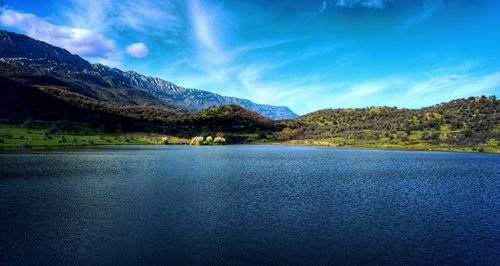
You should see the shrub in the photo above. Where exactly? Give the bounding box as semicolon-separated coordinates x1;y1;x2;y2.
214;137;226;145
161;137;169;144
190;136;204;145
205;136;214;145
277;128;294;141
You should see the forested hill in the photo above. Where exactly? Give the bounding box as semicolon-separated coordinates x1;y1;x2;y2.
278;96;499;151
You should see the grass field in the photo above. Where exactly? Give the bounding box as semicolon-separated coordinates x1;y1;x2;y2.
0;122;190;150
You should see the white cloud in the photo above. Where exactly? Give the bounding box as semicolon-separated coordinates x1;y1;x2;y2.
0;8;116;59
126;42;149;58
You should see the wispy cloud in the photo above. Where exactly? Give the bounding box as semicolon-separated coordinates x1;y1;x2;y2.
401;0;442;30
188;0;228;65
0;8;116;59
409;74;464;95
320;0;389;12
66;0;182;35
233;38;299;54
346;78;403;98
271;68;499;114
409;72;500;99
321;69;500;111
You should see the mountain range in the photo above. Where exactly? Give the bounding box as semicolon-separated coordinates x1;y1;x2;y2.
0;30;297;120
0;29;498;152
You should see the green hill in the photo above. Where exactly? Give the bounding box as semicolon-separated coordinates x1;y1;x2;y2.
277;96;499;152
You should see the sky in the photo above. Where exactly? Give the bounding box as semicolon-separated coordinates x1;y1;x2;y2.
0;0;499;114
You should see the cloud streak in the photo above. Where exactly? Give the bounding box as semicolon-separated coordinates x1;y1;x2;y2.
401;0;442;30
409;72;500;99
188;0;228;66
320;0;388;11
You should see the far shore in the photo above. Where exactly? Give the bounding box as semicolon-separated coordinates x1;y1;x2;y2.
1;141;498;154
1;122;497;153
268;141;499;154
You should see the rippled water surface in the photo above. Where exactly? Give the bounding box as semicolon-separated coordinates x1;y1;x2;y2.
0;145;499;265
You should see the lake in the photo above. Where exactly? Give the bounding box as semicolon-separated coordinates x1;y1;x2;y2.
0;145;498;265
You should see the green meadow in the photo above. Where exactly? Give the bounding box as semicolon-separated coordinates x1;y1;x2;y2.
0;122;190;150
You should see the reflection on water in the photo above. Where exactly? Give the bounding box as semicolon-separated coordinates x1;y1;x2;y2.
0;145;498;265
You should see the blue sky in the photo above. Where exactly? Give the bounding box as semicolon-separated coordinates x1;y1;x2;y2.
1;0;499;114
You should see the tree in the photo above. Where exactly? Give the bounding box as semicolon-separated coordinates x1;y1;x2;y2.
190;136;204;146
214;137;226;145
277;128;294;141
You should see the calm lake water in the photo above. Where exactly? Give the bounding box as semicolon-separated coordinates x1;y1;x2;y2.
0;145;498;265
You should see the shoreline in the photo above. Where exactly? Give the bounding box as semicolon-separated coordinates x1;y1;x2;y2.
271;140;499;154
1;141;498;154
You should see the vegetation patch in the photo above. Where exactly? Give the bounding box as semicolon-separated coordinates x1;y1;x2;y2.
190;135;227;146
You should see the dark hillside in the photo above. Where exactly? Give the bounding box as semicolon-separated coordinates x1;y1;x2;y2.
0;75;277;137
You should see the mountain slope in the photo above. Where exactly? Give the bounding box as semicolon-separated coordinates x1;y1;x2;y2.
281;96;499;148
0;73;277;136
0;30;90;69
0;30;297;119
